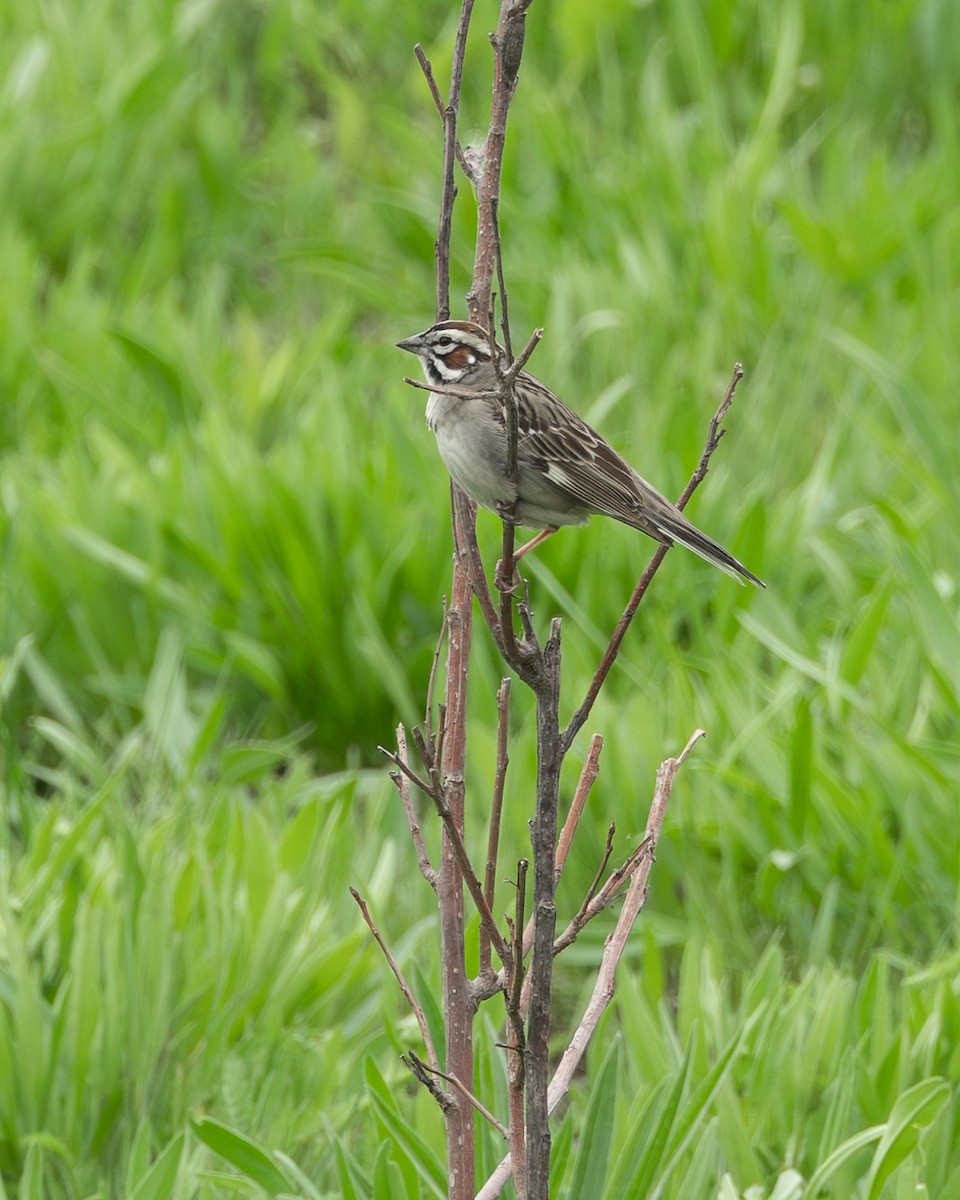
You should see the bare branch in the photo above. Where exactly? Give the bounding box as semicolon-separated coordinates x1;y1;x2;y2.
503;733;604;979
679;364;744;501
497;523;525;664
475;729;704;1200
434;703;448;794
490;327;544;670
413;45;475;183
503;326;543;383
505;858;528;1198
552;832;654;957
379;745;438;802
434;0;476;320
582;823;617;915
403;375;502;401
468;0;534;323
523;615;562;1191
404;1052;453;1111
561;365;746;752
589;833;654;910
414;43;446;115
388;725;436;887
481;678;512;973
351;888;440;1070
438;551;477;1200
424;598;447;735
491;199;512;360
423;764;513;972
554;733;603;886
453;485;502;638
410;1053;509;1137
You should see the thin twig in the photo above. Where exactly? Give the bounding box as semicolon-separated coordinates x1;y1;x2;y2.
554;734;603;886
434;703;448;795
411;723;437;783
582;824;616;915
679;364;743;500
507;733;604;974
380;745;438;802
414;45;475;182
467;0;535;323
561;365;746;752
424;598;447;735
430;0;476;321
481;201;525;667
410;1053;509;1137
389;725;436;887
506;857;528;1199
434;802;512;970
453;486;502;637
492;323;545;671
436;552;477;1200
481;678;512;973
552;832;654;957
351;888;440;1070
503;327;543;382
492;199;513;361
590;834;654;910
497;523;523;662
403;375;503;401
509;858;528;1018
404;1052;453;1111
400;740;512;972
523;614;562;1193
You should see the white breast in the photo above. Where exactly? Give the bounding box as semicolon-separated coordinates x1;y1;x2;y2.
425;393;516;512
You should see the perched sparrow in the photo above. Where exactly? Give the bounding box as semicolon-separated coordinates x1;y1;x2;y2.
398;320;764;587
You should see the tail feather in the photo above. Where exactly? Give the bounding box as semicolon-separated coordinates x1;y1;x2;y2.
655;510;765;588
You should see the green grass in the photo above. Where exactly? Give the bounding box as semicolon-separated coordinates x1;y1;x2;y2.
2;0;959;1195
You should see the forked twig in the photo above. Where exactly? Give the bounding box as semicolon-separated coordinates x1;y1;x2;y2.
410;1053;509;1137
552;832;654;957
414;45;475;183
404;1052;453;1111
475;728;705;1200
380;744;437;802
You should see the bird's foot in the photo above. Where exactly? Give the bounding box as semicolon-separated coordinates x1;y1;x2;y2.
494;559;523;595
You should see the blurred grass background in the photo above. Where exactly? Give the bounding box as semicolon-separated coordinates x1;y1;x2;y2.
1;0;959;1195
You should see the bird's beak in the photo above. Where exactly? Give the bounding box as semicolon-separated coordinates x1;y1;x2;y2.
396;334;424;354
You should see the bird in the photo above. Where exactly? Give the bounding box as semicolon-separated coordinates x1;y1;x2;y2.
397;320;764;587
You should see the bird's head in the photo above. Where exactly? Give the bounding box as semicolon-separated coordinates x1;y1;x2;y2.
397;320;496;386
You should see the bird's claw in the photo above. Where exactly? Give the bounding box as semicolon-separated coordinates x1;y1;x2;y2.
495;560;522;595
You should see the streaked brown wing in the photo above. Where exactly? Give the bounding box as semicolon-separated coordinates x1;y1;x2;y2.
513;372;662;531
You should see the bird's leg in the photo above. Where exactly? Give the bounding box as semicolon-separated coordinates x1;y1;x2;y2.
514;528;557;561
495;527;556;592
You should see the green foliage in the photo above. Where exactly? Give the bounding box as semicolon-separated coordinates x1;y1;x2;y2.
2;0;959;1195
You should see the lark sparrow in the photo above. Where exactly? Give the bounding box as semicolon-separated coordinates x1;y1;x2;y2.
398;320;764;587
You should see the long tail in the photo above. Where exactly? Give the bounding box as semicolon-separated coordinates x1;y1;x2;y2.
654;509;765;588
